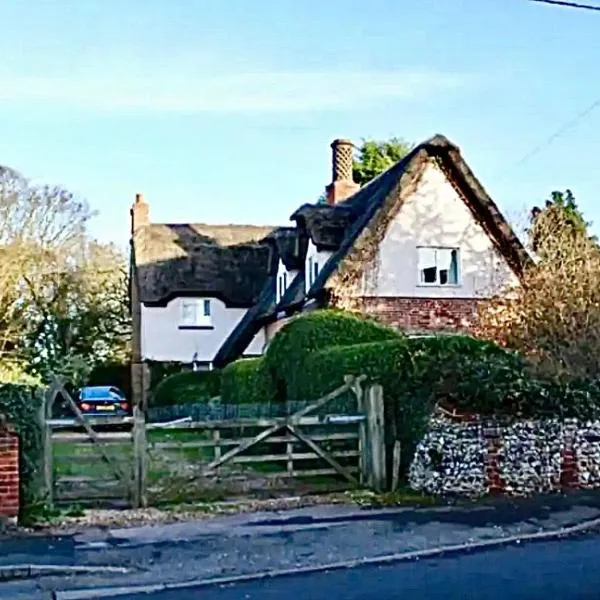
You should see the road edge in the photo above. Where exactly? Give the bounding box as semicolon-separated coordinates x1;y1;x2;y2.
0;564;130;582
52;514;600;599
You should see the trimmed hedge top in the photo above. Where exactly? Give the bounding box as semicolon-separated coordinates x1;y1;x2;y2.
220;357;277;405
151;369;222;407
264;309;400;400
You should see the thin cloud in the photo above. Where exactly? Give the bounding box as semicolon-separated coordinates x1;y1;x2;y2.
0;70;470;113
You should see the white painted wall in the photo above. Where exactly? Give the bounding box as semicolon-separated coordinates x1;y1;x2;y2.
276;260;299;304
141;297;265;363
363;160;520;298
305;239;333;293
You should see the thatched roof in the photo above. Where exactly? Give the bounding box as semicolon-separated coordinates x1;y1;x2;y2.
263;227;304;270
133;223;275;306
291;203;354;250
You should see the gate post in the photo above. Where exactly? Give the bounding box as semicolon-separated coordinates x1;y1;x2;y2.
132;406;147;508
363;384;386;492
40;386;57;506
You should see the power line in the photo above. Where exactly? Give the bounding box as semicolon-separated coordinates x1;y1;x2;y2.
530;0;600;11
501;96;600;176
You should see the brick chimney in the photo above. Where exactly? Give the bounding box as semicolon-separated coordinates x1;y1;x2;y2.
325;138;360;205
130;192;149;235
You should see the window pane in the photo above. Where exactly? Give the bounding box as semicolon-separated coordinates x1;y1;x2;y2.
308;257;313;286
203;299;211;316
181;301;197;324
313;261;319;281
437;249;459;285
418;248;437;284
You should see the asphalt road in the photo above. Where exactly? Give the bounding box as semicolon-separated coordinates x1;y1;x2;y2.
121;533;600;600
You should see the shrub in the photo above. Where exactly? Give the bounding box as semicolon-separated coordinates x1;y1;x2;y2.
151;369;222;407
264;309;400;400
0;384;44;506
147;361;187;391
221;358;277;405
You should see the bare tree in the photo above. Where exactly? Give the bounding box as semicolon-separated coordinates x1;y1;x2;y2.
476;196;600;379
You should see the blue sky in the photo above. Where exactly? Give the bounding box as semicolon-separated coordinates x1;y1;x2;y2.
1;0;600;248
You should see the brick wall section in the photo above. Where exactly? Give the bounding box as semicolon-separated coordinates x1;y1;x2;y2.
483;427;507;495
361;296;479;333
560;429;579;490
0;430;19;518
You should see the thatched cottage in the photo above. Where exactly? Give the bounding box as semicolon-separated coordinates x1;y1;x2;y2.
129;134;529;397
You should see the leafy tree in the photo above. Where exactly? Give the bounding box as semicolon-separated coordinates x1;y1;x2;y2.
529;189;596;257
352;137;414;186
0;167;93;364
20;240;130;385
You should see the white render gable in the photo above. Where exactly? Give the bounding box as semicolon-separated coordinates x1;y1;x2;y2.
141;296;265;363
363;160;520;299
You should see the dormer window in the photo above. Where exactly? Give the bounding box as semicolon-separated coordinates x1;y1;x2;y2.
180;298;212;329
277;271;288;303
307;256;320;288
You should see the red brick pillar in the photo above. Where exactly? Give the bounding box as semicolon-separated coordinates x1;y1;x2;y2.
483;425;506;495
0;428;19;519
560;426;579;490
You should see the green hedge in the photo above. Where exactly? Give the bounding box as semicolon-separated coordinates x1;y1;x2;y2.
0;384;44;506
221;357;277;405
297;334;600;478
151;369;222;407
265;309;400;400
147;361;187;391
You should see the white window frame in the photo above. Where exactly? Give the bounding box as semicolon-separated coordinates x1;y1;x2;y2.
417;246;461;287
277;271;288;303
180;298;212;328
307;256;320;288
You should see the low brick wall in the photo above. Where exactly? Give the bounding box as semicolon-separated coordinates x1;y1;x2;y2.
0;428;19;518
409;413;600;497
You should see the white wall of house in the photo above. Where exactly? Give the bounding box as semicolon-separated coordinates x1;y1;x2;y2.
276;260;299;304
305;239;333;294
362;160;520;298
141;296;265;363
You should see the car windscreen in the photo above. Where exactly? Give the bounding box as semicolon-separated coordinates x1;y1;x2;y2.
80;388;113;401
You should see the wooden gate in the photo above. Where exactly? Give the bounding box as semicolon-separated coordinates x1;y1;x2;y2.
141;375;387;506
203;375;367;483
41;374;387;508
42;378;137;507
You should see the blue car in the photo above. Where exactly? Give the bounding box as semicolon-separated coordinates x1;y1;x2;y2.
77;386;130;416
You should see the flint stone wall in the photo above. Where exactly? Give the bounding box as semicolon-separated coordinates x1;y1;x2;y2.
409;414;600;497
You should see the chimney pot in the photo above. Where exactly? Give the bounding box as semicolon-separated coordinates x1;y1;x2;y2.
326;138;360;205
331;138;354;183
